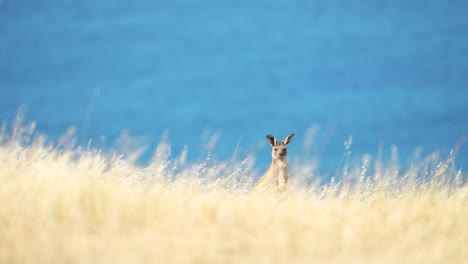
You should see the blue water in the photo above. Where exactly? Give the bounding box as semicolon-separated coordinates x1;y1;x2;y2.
1;0;468;172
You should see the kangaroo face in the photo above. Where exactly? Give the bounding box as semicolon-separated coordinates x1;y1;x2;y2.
266;134;295;160
272;142;288;159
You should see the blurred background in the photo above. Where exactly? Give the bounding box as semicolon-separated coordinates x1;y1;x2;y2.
1;0;467;172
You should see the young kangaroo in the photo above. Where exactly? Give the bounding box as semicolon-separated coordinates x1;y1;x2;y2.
254;134;295;192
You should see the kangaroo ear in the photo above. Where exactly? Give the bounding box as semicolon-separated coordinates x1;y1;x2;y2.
282;133;295;145
266;135;276;147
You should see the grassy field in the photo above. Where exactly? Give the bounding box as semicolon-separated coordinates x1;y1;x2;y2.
0;122;467;264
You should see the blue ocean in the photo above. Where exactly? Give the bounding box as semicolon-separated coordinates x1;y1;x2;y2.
1;0;468;173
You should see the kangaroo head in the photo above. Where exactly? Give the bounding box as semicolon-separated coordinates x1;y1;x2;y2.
266;134;295;160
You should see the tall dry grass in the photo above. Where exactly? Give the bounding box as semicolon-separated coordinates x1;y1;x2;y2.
0;118;467;264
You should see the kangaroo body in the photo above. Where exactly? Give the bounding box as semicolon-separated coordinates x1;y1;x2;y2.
255;157;290;192
254;134;294;192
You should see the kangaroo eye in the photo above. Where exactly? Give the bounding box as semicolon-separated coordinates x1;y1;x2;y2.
274;148;278;151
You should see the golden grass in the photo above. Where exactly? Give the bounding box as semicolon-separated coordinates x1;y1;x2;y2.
0;125;467;263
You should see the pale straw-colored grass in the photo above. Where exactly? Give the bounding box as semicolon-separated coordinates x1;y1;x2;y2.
0;119;467;264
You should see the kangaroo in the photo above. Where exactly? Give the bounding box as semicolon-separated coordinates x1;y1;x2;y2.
254;134;295;192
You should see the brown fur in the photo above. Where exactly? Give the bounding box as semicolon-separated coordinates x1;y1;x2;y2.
254;134;294;192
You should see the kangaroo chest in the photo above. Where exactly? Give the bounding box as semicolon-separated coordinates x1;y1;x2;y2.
273;160;288;182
